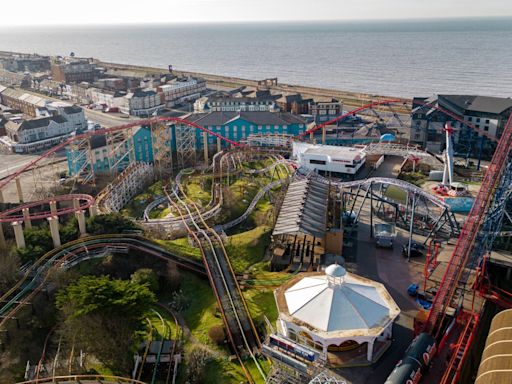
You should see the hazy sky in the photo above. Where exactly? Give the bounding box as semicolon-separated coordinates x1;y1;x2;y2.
2;0;512;26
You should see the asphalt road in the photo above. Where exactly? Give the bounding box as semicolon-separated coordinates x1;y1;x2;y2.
10;87;141;128
335;198;427;383
83;108;140;128
0;153;59;178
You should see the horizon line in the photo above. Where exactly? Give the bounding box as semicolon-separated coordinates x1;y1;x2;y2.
0;15;511;28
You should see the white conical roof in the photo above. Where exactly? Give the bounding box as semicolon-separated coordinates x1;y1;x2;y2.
284;268;394;333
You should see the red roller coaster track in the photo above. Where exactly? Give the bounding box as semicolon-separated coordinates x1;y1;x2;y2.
424;114;512;338
0;101;493;193
0;194;95;223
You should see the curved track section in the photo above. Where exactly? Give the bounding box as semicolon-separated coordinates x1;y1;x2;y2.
16;375;146;384
0;117;244;193
303;170;450;209
220;178;288;231
0;235;206;330
0;99;494;195
0;194;95;223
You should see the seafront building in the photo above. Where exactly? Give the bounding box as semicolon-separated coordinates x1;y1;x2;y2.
51;58;96;83
194;95;278;113
309;99;343;123
119;88;163;117
157;77;206;107
183;111;307;147
411;94;512;157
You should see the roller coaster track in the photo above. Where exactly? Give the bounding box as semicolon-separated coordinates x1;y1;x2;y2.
164;185;265;382
0;235;206;330
163;188;257;383
16;375;146;384
0;97;492;195
144;152;289;225
425;115;512;339
0;194;95;223
220;178;288;231
305;171;450;209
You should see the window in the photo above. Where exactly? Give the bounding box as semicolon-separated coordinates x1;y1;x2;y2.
476;118;480;123
467;117;472;122
486;119;490;124
484;126;489;131
309;159;326;165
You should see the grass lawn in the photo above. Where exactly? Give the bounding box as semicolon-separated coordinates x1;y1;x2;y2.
225;226;271;273
179;272;224;345
243;288;278;326
155;238;202;261
146;306;179;342
121;181;165;219
184;176;213;207
384;185;407;204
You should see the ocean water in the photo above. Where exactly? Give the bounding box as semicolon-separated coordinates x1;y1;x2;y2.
0;18;511;98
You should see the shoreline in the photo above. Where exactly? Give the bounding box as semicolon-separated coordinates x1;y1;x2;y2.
97;60;412;112
0;49;411;113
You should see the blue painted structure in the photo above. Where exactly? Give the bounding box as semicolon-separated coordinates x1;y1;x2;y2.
66;112;307;176
67;126;154;176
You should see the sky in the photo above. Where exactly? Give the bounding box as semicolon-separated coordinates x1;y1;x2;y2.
1;0;512;26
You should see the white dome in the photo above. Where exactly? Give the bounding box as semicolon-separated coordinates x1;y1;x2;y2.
283;272;400;333
325;264;346;278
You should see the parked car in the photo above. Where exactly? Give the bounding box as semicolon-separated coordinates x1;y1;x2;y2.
402;241;426;258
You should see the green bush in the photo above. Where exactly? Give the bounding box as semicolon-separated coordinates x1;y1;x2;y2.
86;213;139;235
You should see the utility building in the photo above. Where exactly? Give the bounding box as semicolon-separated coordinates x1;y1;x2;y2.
293;142;366;177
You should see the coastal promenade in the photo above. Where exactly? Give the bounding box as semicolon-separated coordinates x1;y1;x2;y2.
97;60;411;112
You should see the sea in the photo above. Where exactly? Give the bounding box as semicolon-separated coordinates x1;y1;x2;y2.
0;17;511;98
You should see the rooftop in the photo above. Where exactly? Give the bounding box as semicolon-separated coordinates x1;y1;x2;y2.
273;177;329;237
276;267;400;336
185;111;306;126
439;94;512;115
5;115;68;131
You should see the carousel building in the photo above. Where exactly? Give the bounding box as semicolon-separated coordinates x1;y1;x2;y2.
274;264;400;367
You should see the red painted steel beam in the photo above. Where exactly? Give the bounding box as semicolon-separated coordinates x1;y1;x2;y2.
296;98;403;138
0;194;95;223
0;117;243;191
424;114;512;337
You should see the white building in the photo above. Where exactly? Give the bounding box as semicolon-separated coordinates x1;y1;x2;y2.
274;265;400;366
4;115;72;153
195;96;278;113
293;142;366;175
120;88;163;117
158;77;206;107
88;87;125;108
2;104;86;153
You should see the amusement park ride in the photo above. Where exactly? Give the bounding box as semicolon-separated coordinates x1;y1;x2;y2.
1;96;512;384
432;123;470;198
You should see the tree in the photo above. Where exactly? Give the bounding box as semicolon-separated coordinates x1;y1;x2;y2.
208;325;225;345
165;261;181;291
0;250;20;292
60;217;79;244
16;225;53;263
130;268;159;292
86;213;139;235
186;345;212;383
56;276;156;372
